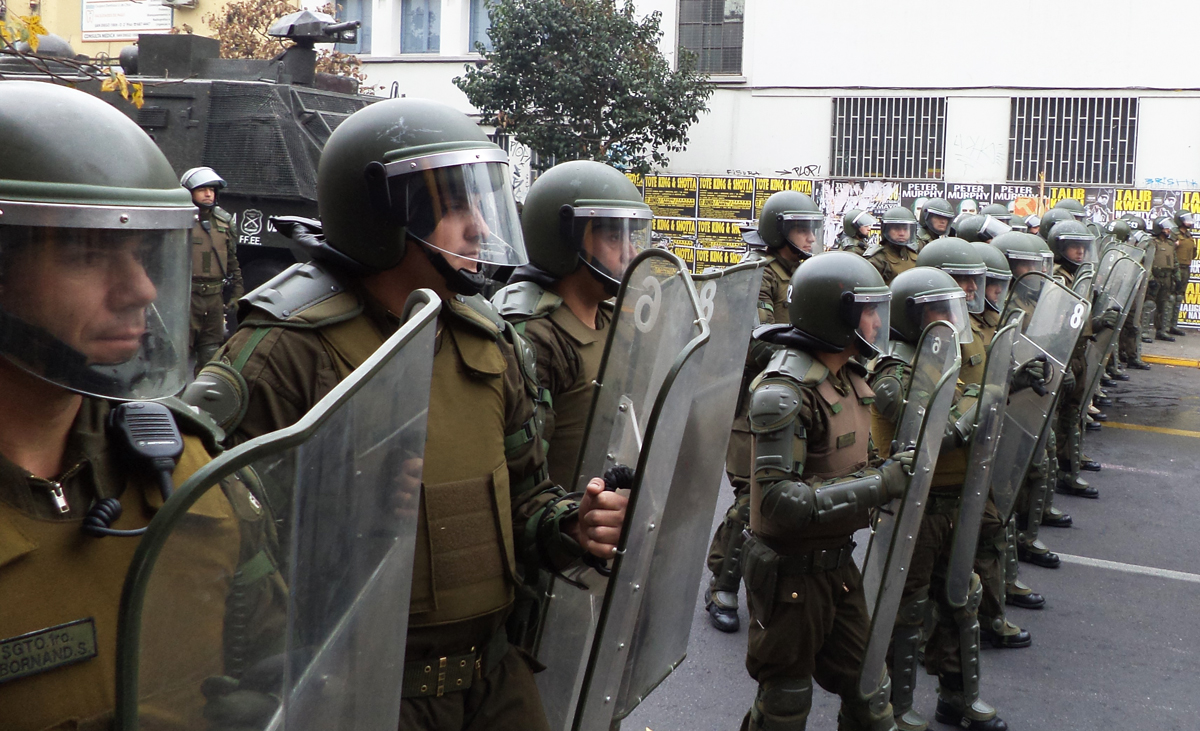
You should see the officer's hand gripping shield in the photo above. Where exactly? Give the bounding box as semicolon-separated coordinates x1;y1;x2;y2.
115;291;441;731
1080;254;1144;421
944;311;1022;609
989;274;1089;518
858;321;961;702
533;249;710;731
600;258;767;727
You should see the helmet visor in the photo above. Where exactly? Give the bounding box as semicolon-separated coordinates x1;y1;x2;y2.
910;290;973;344
925;211;953;235
984;273;1012;313
850;290;891;357
883;220;919;248
1057;233;1096;266
1178;212;1195;229
0;225;191;400
977;215;1012;242
780;212;824;256
570;206;653;285
850;210;878;232
390;152;527;275
941;265;987;314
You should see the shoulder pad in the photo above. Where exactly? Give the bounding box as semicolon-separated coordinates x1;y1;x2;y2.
160;395;227;453
763;347;829;387
241;262;358;328
492;281;563;322
863;243;883;258
212;206;234;225
749;380;803;434
446;293;504;339
179;361;249;436
741;250;774;266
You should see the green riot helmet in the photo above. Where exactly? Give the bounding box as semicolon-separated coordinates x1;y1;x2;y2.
1009;214;1029;233
0;82;196;400
1122;215;1147;234
1037;208;1074;242
316;98;526;294
519;160;651;295
1174;210;1194;231
1106;219;1132;242
951;214;1011;243
972;241;1012;312
881;205;920;252
843;208;878;239
922;197;955;237
1054;197;1087;221
1025;213;1041;234
1047;219;1097;272
916;236;988;314
888;266;973;345
180;166;226;209
1153;215;1179;237
980;203;1012;223
786;251;891;357
747;190;824;258
992;232;1052;300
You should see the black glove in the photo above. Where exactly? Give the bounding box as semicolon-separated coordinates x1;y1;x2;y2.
1011;355;1049;396
878;450;915;499
202;654;286;731
1092;307;1122;331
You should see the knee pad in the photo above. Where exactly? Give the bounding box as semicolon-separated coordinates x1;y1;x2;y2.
751;677;813;731
840;674;894;731
895;587;929;627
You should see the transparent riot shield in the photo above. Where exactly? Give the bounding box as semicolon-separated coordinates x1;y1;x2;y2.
115;291;440;731
858;321;961;701
1072;262;1095;301
604;258;767;725
944;312;1021;608
989;275;1089;518
1079;255;1144;419
534;249;708;731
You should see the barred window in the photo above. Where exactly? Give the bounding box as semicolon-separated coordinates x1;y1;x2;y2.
678;0;744;75
401;0;440;54
830;97;947;179
469;0;493;53
1008;97;1138;185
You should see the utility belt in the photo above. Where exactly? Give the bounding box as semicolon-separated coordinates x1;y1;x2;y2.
1152;267;1175;278
773;539;857;575
192;279;226;296
742;531;856;626
400;626;509;699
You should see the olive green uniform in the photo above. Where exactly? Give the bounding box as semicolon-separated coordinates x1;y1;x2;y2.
0;398;282;731
865;244;918;285
1151;233;1178;336
707;253;798;593
208;270;582;730
741;351;894;731
836;232;869;256
916;225;937;250
190;206;244;372
871;327;990;724
1173;229;1195;331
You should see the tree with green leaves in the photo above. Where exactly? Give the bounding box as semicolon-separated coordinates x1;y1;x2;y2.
455;0;712;174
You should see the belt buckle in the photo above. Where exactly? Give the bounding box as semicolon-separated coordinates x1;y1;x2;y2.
436;656;447;697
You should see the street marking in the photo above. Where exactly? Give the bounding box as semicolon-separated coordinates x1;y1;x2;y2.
1058;553;1200;584
1099;463;1174;478
1143;355;1200;368
1105;421;1200;439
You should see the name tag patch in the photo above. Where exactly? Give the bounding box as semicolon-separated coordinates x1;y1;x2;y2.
836;432;857;449
0;618;97;684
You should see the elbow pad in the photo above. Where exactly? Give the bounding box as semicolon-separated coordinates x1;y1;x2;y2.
759;480;815;528
810;473;889;524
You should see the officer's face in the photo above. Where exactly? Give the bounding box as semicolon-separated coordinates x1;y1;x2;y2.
885;224;911;244
191;187;216;207
929;215;950;234
986;280;1005;305
922;302;953;328
785;223;816;253
953;274;978;298
1064;242;1087;263
583;219;638;277
857;224;872;237
2;229;158;364
428;194;490;271
1011;261;1036;278
858;304;881;343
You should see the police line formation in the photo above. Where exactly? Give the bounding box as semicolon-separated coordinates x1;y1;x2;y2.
0;82;1186;731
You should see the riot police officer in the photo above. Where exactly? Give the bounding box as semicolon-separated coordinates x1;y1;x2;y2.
1150;216;1179;341
979;203;1012;225
867;206;921;284
739;252;906;731
838;208;877;255
185;98;626;730
1170;210;1195;336
181;166;243;372
918;197;955;249
705;190;824;632
0;81;276;729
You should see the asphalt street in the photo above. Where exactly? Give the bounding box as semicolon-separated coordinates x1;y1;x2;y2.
622;336;1200;731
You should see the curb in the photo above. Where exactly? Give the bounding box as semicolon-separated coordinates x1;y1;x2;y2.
1143;355;1200;368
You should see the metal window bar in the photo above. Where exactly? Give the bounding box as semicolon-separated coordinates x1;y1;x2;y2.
830;97;946;179
1008;96;1137;185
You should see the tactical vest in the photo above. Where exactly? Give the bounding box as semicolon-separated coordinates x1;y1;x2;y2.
191;209;233;283
1153;235;1176;271
1175;231;1196;267
972;310;1000;348
234;269;529;628
928;323;987;489
867;244;918;285
0;430;251;731
750;351;876;549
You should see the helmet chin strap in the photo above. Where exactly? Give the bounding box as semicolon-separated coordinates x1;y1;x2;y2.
414;236;491;296
786;241;813;260
580;255;621;298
